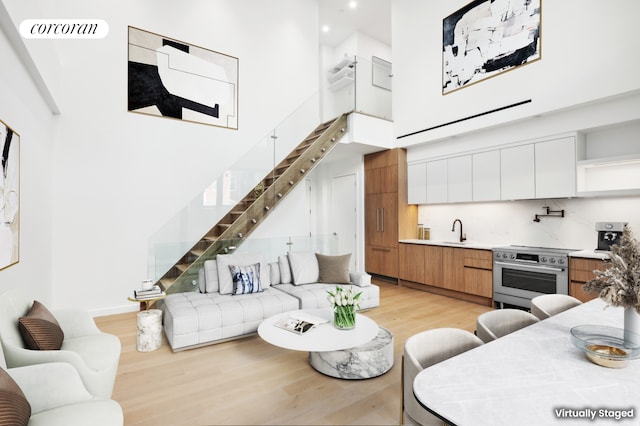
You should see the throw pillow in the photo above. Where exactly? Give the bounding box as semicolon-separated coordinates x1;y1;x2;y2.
229;263;263;295
0;368;31;426
269;262;281;285
316;253;352;284
216;253;270;294
287;251;320;285
18;301;64;351
278;255;292;284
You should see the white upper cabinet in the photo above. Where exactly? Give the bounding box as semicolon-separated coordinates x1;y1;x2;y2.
447;155;472;202
472;150;501;201
426;159;448;203
407;162;427;204
535;136;576;198
500;144;535;200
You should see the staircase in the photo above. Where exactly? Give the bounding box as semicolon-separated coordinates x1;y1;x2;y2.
157;113;349;294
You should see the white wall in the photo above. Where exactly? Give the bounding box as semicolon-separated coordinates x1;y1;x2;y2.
1;0;320;314
392;0;640;145
0;8;55;304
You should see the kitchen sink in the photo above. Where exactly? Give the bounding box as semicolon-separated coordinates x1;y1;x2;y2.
440;241;467;245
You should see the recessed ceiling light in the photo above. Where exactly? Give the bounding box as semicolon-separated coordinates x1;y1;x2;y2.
322;25;330;33
349;1;357;9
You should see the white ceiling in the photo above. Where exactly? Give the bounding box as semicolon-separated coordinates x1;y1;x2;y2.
318;0;391;47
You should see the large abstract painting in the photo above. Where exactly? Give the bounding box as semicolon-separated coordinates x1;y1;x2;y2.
128;26;239;129
0;119;19;271
442;0;541;94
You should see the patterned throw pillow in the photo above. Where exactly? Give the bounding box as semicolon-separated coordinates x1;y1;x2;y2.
0;368;31;425
18;301;65;350
229;263;263;295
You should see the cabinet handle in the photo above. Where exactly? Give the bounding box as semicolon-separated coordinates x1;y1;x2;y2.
372;247;391;252
376;208;380;231
381;208;384;232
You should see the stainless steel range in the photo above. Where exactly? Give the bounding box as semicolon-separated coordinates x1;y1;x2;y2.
493;245;576;309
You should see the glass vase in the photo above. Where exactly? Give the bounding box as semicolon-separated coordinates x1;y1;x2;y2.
333;305;356;330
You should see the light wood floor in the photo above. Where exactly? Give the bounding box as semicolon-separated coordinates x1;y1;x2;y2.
95;282;492;426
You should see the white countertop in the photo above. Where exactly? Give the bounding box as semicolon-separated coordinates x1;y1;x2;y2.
399;239;612;259
413;299;638;426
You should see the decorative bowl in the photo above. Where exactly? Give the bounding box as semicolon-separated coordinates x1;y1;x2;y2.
570;325;640;368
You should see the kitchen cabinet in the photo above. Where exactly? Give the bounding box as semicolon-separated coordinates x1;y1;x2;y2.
447;155;472;202
500;144;535;200
472;150;501;201
535;136;576;198
462;249;493;298
365;149;417;279
569;257;606;303
398;243;491;305
407;162;427;204
426;159;447;204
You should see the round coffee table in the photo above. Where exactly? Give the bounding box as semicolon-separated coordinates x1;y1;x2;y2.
258;308;393;379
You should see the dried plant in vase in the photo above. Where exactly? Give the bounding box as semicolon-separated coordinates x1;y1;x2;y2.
584;225;640;341
584;225;640;313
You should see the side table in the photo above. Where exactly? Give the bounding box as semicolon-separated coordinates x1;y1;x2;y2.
136;309;163;352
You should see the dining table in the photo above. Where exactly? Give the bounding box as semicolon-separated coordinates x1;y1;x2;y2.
413;298;639;425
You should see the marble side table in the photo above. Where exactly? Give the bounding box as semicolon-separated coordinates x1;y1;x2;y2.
309;326;394;379
137;308;163;352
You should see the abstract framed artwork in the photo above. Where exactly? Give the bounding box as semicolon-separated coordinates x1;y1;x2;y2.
0;119;19;271
442;0;541;95
128;26;239;129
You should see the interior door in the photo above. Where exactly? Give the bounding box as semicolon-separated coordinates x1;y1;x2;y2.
332;174;357;270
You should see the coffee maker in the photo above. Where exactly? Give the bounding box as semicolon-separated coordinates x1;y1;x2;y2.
595;222;627;251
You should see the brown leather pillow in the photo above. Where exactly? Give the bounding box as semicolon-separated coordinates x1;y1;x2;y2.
18;301;64;350
316;253;352;284
0;368;31;425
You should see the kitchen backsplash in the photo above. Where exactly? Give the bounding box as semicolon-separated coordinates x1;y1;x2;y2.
417;196;640;251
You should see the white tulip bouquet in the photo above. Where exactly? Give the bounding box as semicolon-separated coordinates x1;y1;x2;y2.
327;286;362;329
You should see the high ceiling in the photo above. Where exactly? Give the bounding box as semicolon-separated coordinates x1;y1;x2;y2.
318;0;391;47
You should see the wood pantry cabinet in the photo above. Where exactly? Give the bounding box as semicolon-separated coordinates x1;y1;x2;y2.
569;257;607;303
398;243;492;306
365;149;417;280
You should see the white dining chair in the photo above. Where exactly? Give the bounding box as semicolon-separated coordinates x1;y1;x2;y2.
402;328;483;425
530;294;582;320
475;309;540;343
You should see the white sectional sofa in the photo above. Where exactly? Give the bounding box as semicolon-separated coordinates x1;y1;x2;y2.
161;252;380;351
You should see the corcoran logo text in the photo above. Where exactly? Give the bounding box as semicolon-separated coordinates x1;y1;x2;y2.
19;19;109;39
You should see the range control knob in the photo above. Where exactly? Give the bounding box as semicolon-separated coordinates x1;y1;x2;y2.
549;258;557;264
558;258;565;265
510;254;516;259
540;257;548;263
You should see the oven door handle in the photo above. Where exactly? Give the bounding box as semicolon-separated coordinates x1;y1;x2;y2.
494;261;566;273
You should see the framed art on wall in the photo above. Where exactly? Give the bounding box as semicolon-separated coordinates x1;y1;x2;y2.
442;0;541;95
128;26;239;129
0;119;19;270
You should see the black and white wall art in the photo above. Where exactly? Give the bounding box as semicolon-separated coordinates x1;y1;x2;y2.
442;0;541;95
0;119;19;271
128;26;239;129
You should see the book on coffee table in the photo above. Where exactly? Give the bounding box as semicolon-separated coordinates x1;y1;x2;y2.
274;312;329;335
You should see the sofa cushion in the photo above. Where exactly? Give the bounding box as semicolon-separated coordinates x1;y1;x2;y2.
201;259;219;293
229;263;263;295
269;262;281;285
316;253;351;284
0;367;31;426
278;255;292;284
18;301;64;351
217;253;270;294
288;252;319;285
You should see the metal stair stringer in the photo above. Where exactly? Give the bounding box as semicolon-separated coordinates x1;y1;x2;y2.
159;113;349;294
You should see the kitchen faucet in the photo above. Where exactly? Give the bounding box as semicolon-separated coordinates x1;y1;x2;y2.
451;219;466;243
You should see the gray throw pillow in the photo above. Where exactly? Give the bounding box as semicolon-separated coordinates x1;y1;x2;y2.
316;253;351;284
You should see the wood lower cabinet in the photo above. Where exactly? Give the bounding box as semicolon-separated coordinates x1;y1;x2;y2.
569;257;607;302
399;243;491;306
365;149;417;279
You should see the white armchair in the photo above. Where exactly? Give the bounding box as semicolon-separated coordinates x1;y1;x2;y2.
0;289;121;398
1;340;123;426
